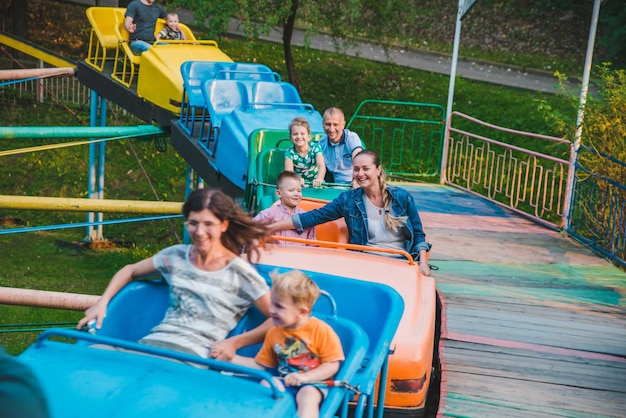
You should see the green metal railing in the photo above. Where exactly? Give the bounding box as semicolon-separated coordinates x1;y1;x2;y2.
347;100;445;181
569;145;626;268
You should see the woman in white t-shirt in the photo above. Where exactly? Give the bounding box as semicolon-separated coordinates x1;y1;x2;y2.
77;189;271;360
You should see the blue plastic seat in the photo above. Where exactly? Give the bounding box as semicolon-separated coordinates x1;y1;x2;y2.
332;285;403;418
251;81;302;108
200;79;250;149
93;279;169;341
226;304;267;358
316;312;369;418
179;61;224;136
214;62;281;82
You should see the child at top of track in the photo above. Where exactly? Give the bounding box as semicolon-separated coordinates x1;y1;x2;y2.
155;12;188;41
229;270;344;418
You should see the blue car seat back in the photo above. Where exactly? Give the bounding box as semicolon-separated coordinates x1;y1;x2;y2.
95;279;169;342
203;79;250;128
251;81;302;106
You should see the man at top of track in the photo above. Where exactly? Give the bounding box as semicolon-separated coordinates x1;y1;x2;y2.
124;0;167;55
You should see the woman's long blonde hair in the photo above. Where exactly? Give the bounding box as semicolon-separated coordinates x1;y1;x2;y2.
356;149;408;232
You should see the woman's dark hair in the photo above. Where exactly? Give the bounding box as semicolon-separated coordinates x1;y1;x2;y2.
182;188;269;261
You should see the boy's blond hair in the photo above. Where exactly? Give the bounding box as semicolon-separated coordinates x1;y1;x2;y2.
270;270;320;311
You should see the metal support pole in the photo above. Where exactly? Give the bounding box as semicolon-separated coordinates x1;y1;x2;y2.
440;0;465;184
96;95;107;240
37;59;44;103
564;0;601;231
575;0;601;149
86;93;110;241
86;91;98;240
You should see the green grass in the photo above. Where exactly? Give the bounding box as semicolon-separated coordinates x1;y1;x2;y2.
0;35;576;354
0;230;150;353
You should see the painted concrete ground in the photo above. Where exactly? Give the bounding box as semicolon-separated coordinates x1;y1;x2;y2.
403;183;626;418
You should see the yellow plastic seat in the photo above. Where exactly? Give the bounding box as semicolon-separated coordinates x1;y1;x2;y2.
111;21;141;88
86;7;126;72
111;17;197;88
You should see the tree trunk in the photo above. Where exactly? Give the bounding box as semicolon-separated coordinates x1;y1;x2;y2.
283;0;300;91
11;0;28;39
516;0;530;11
8;0;28;68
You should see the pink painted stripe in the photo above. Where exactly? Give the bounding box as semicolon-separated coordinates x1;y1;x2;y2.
447;331;626;363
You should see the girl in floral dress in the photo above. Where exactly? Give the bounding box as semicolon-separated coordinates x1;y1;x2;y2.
284;117;326;187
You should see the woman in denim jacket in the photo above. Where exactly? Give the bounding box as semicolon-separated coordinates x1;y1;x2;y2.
269;150;432;276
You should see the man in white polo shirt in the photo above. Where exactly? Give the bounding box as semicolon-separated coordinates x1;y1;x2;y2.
319;107;364;187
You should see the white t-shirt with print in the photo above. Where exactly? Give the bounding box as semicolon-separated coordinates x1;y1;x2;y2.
140;244;269;357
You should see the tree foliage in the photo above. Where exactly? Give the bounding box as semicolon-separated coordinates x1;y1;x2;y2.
576;65;626;185
541;64;626;265
170;0;421;90
599;0;626;69
540;64;626;184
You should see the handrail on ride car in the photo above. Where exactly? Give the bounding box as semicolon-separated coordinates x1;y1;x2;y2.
34;328;286;399
151;39;219;47
269;236;415;265
248;102;315;111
